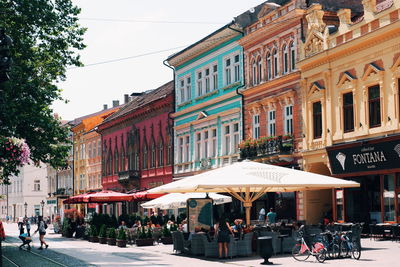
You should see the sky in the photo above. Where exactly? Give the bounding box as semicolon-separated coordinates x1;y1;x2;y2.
52;0;265;120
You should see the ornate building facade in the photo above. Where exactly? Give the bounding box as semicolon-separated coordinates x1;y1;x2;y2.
299;0;400;223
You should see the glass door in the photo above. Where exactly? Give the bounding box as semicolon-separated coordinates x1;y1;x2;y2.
383;174;396;222
336;189;344;222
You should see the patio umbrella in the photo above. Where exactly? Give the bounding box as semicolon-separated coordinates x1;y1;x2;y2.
86;190;131;203
140;192;232;209
128;191;165;202
63;192;94;204
148;160;360;225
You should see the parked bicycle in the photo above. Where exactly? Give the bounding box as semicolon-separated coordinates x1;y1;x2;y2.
339;231;361;260
292;226;327;263
320;231;340;259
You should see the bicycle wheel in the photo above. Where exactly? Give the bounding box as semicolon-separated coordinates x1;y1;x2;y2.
316;249;327;263
292;243;310;261
351;242;361;260
340;242;349;258
329;244;340;259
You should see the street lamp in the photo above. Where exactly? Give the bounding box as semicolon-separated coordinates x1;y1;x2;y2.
24;202;27;217
40;200;45;216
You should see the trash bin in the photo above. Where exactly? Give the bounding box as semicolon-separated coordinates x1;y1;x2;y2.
258;236;274;265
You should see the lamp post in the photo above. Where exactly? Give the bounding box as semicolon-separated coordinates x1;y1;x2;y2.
24;202;27;217
40;200;45;217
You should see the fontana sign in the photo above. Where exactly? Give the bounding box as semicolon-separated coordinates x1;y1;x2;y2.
327;135;400;175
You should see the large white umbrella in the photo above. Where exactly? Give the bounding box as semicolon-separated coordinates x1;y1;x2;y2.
148;161;360;225
140;193;232;209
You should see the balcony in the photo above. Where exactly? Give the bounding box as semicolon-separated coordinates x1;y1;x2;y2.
239;135;294;163
118;170;140;186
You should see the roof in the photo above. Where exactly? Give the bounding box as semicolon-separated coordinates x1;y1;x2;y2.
102;80;174;124
68;105;120;127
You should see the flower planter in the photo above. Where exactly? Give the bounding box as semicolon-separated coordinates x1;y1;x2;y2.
116;239;127;248
160;236;173;244
136;238;154;246
98;237;107;244
107;237;116;246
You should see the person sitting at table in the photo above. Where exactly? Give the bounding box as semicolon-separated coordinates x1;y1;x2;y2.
180;219;188;233
232;219;244;239
118;220;127;230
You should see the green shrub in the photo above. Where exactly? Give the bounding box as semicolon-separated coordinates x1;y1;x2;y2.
98;224;107;238
90;225;98;237
162;225;171;237
146;228;153;239
107;228;116;239
138;227;147;239
170;223;178;232
62;218;72;236
117;228;127;240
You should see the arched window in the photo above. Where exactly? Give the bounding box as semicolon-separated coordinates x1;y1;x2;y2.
283;44;288;74
150;140;156;168
257;57;262;83
273;48;279;77
142;142;148;169
290;41;296;71
158;139;164;167
252;60;257;85
266;52;272;80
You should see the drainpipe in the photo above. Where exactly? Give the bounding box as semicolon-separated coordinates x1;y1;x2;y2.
228;22;246;140
163;59;175;179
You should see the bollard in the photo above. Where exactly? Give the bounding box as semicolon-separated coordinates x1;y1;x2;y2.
258;236;274;265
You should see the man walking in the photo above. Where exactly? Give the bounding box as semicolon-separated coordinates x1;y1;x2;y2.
267;208;277;225
259;207;266;221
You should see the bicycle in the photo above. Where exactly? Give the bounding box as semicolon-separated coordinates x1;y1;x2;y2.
292;226;327;263
320;231;340;259
339;231;361;260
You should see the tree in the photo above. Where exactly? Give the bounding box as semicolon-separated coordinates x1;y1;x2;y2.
0;0;86;183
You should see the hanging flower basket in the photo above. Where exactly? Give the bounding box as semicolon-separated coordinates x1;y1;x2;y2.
0;137;30;181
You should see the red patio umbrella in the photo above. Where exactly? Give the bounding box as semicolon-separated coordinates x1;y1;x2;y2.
63;192;94;204
87;190;131;203
129;191;164;202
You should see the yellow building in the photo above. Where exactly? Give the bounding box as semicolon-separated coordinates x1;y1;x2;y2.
298;0;400;224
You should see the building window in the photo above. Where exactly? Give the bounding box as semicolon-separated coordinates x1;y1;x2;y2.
212;65;218;90
273;48;279;77
258;57;262;83
150;141;156;168
253;115;260;139
197;72;203;96
114;148;119;174
283;44;288;74
92;142;96;158
205;68;210;93
313;101;322;139
98;140;101;156
290;41;296;71
186;77;191;101
266;52;272;80
233;123;239;153
252;61;257;85
185;136;190;162
158;140;164;167
180;79;185;103
143;143;148;169
284;105;293;134
268;110;276;136
343;92;354;132
196;133;201;161
225;58;232;85
234;55;240;82
368;85;381;128
178;137;183;163
224;125;231;155
34;180;40;191
88;143;92;158
211;129;217;157
204;131;209;158
166;137;172;165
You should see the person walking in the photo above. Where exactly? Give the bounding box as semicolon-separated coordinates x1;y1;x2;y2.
17;217;24;235
34;216;48;250
259;207;266;221
215;217;234;259
25;217;31;236
266;208;277;225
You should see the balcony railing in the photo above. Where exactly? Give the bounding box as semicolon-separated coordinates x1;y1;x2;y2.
239;135;294;160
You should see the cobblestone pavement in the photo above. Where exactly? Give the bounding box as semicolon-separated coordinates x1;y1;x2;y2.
2;223;400;267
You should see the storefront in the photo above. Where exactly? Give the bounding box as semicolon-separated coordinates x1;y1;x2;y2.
327;134;400;224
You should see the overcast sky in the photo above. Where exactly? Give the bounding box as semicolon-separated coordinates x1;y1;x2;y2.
52;0;265;120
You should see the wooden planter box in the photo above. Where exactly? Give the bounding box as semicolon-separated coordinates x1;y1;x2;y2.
160;236;173;244
98;237;107;244
107;237;116;246
116;239;127;248
136;238;154;246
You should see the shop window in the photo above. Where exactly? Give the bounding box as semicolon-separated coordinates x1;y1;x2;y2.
313;102;322;139
383;174;395;222
343;92;354;132
368;85;381;128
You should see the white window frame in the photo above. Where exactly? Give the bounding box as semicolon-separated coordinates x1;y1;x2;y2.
252;61;257;85
197;71;203;96
234;54;240;82
253;115;260;139
225;58;232;85
258;58;262;83
184;135;190;162
224;125;231;155
178;137;183;163
283;44;289;74
204;131;209;158
196;132;201;161
284;105;293;134
268;110;276;136
266;52;272;80
290;41;296;71
273;48;279;77
205;68;210;93
212;65;218;90
233;123;239;153
211;128;217;157
179;79;185;103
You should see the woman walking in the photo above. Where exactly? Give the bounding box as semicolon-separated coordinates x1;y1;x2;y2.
34;216;48;250
215;217;234;259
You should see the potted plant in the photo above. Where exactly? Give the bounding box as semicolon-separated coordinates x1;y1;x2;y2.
89;225;99;242
160;225;173;244
136;227;154;246
98;224;107;244
62;218;73;238
116;228;127;248
107;228;117;246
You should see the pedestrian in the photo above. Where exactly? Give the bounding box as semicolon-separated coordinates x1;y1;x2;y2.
17;217;25;235
258;207;266;221
6;215;9;223
34;216;48;250
25;217;31;236
266;208;277;225
215;216;234;259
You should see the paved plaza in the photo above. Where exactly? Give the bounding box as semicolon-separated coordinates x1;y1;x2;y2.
2;223;400;267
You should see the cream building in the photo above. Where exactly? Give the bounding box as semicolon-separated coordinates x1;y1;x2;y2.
298;0;400;224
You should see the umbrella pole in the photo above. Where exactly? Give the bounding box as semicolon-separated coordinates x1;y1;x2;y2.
244;202;252;226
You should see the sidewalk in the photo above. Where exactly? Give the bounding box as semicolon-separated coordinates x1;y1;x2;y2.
4;223;400;266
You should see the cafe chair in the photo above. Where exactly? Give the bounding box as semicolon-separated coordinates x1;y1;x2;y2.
237;232;254;257
202;235;219;258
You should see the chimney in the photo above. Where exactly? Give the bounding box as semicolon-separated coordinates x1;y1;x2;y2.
337;9;351;33
362;0;377;22
130;92;143;97
124;94;130;104
103;104;108;110
112;100;119;107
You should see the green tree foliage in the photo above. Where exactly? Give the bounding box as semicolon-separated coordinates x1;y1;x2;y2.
0;0;85;183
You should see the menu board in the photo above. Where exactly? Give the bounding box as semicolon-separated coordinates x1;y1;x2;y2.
187;198;213;232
